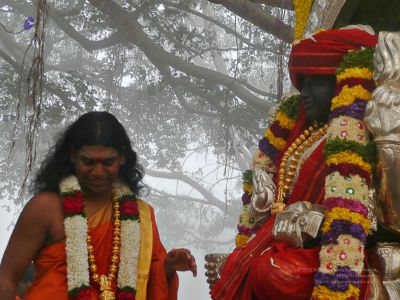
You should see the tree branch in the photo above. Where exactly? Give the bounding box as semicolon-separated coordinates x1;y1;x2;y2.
48;0;85;17
145;168;227;211
188;46;279;60
169;77;229;116
169;77;266;137
48;10;125;52
170;84;219;118
0;48;18;69
162;1;270;50
6;1;125;52
248;0;294;10
151;187;211;207
43;83;85;111
207;0;294;43
88;0;271;112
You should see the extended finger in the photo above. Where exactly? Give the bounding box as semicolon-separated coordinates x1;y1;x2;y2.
190;254;197;277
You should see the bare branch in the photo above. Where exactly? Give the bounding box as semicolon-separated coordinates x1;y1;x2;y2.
188;46;279;60
0;48;18;69
88;0;272;112
5;1;125;52
48;10;124;52
162;1;270;50
208;0;294;43
145;168;226;211
151;187;209;206
236;78;276;98
248;0;294;10
48;0;85;16
44;83;84;111
170;84;219;118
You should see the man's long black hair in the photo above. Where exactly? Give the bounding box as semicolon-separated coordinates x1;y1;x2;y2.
32;111;145;196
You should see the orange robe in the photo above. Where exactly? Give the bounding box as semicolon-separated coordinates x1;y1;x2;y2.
25;199;178;300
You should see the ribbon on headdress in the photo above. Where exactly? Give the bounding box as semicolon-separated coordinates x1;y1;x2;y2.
288;28;378;90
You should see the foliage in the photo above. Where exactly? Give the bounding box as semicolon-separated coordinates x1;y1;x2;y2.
337;47;375;73
0;0;292;249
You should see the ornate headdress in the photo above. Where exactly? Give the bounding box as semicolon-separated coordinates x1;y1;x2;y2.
289;27;377;89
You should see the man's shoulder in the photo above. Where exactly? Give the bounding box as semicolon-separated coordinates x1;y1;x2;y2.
18;191;64;237
31;191;62;204
24;191;62;215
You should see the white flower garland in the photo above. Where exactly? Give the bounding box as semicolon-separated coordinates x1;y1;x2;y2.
60;175;141;297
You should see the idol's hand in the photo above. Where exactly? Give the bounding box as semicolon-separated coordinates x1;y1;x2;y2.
165;248;197;278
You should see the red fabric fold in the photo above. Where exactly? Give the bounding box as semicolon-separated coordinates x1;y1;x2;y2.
211;112;329;300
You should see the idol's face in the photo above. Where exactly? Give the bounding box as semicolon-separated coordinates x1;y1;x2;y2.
70;145;125;197
300;75;336;123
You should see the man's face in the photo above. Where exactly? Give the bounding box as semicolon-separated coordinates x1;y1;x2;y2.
70;145;125;197
300;75;336;123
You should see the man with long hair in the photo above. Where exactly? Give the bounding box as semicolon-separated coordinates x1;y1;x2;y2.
0;111;197;300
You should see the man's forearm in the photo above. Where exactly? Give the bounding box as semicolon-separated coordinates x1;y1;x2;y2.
164;258;176;280
0;278;18;300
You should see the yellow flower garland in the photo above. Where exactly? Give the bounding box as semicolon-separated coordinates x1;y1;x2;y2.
326;151;372;173
243;182;253;194
336;67;373;82
275;111;296;129
322;207;371;235
331;85;371;110
312;284;359;300
293;0;313;41
264;130;287;151
235;233;250;248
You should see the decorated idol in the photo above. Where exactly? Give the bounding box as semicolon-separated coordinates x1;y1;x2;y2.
209;26;385;300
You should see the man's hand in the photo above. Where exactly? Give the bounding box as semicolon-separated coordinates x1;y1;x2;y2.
165;248;197;279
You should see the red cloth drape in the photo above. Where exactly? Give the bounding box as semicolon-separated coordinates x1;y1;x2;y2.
211;108;329;300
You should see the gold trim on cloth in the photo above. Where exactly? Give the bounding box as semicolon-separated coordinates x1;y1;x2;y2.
136;199;153;300
88;201;112;228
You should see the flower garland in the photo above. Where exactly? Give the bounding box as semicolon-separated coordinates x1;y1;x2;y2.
312;47;376;300
61;176;141;300
233;47;377;299
294;0;313;41
235;95;301;247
